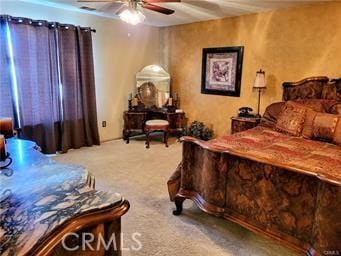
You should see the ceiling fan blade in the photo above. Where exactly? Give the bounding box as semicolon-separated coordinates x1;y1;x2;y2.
144;0;180;2
141;3;175;15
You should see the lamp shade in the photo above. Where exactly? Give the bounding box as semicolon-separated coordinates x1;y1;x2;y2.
253;70;266;89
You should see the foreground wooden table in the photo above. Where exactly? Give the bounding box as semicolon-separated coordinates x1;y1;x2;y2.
0;139;129;256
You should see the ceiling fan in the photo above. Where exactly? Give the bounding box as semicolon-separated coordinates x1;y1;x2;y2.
77;0;181;25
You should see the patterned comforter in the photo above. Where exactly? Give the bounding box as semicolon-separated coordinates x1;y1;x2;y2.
208;126;341;185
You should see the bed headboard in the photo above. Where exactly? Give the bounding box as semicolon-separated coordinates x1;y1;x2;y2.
282;76;341;101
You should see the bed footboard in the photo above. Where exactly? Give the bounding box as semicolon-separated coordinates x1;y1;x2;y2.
169;136;228;216
168;136;341;255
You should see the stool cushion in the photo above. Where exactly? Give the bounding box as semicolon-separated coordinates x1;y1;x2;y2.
145;119;169;126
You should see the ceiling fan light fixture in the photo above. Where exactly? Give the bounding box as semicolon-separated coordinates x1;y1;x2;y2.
119;8;145;25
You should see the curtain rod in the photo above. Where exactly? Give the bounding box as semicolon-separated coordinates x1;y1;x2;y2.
0;15;96;33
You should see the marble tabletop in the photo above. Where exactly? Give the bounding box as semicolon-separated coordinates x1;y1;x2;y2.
0;139;123;256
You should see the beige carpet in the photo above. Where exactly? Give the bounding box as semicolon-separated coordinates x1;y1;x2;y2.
54;137;300;256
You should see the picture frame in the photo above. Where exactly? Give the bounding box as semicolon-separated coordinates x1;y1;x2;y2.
201;46;244;97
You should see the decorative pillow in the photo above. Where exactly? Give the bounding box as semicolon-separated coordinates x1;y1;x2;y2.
312;113;339;142
302;108;317;139
294;99;338;113
275;102;307;136
260;102;285;128
294;99;325;112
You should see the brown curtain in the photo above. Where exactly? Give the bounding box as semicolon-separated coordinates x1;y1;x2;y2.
1;15;100;154
58;26;100;152
0;17;14;120
6;18;62;154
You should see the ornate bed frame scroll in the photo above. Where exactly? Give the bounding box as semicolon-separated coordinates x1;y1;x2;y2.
282;76;341;101
169;76;341;255
33;201;130;256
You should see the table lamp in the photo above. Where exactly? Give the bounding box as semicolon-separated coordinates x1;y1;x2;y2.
253;69;266;117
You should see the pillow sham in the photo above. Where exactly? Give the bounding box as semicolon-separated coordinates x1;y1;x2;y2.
275;102;307;136
312;113;339;142
302;108;316;139
294;99;339;113
260;102;285;128
302;109;341;144
260;99;338;129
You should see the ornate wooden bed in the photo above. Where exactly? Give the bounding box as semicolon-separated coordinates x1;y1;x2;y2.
168;76;341;255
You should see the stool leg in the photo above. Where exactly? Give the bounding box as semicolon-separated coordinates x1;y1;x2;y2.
164;130;169;148
146;130;150;149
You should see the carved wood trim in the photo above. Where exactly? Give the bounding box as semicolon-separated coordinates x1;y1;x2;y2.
282;76;330;101
282;76;329;88
174;191;307;254
29;200;130;256
177;189;225;216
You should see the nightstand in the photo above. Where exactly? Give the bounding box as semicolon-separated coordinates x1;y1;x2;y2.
231;116;261;134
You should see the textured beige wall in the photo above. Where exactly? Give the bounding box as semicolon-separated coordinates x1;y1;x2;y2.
161;2;341;136
1;0;160;141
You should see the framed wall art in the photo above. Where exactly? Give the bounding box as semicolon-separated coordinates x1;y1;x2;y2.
201;46;244;97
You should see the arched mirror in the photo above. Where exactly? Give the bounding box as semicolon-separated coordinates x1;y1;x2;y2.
136;65;170;109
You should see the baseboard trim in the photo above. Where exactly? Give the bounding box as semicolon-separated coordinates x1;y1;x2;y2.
100;137;122;143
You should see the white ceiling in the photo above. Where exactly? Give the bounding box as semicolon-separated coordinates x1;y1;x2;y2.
30;0;329;27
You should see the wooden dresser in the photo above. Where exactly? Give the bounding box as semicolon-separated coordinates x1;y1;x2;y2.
123;110;185;143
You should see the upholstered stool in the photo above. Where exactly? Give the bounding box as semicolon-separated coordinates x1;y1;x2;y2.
144;119;169;148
